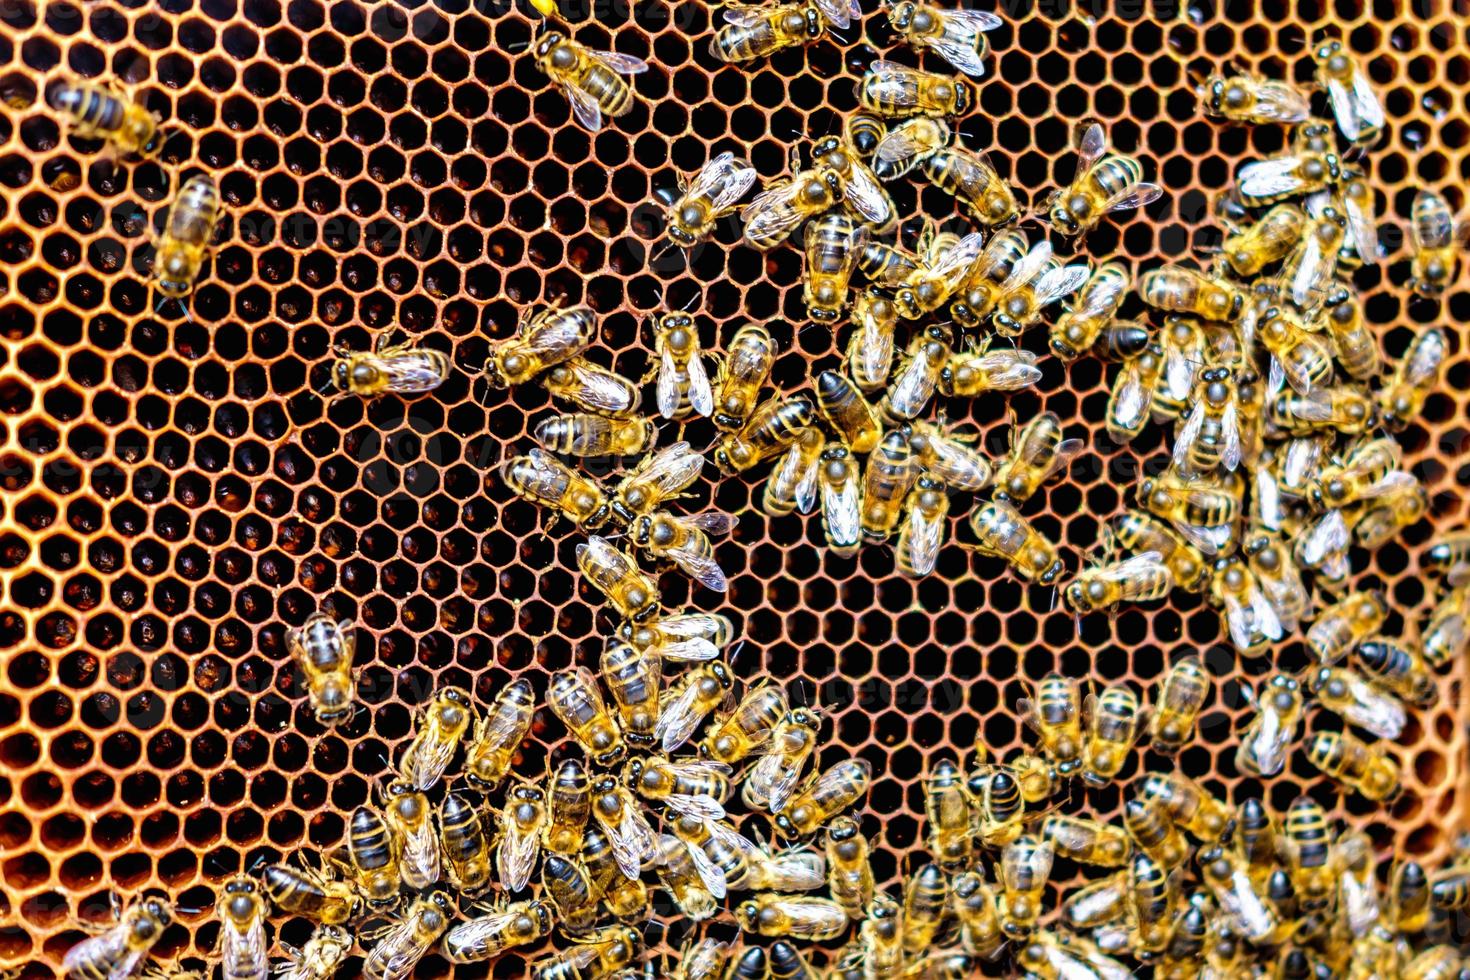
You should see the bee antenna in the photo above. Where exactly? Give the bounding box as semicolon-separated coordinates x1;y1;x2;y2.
726;640;748;669
681;290;702;312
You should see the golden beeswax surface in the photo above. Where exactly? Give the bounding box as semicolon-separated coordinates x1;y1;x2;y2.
0;0;1466;974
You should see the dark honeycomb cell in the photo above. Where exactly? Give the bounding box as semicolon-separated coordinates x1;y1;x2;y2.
0;0;1464;975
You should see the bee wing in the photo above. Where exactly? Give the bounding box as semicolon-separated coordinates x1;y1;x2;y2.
1108;362;1149;438
1172;400;1206;471
720;6;766;26
1252;708;1287;774
443;909;523;959
741;180;807;245
926;440;991;491
682;835;729;899
1287;228;1330;310
1404;327;1447;384
1253;80;1313;122
929;231;987;282
551;359;638;415
617;441;705;501
1105;551;1169;580
403;731;459;793
1161;343;1198;405
657;638;719;662
681;512;737;536
688;152;758;213
657;346;682;419
378;351;450;393
1219;400;1243;472
1045;438;1085;482
1254;469;1283;532
822;467;863;548
885;350;940;418
1357;470;1418;500
1222;589;1255;654
761;848;828;889
710;162;761;213
497;816;541;893
857;316;896;386
1346;674;1406;740
875;126;936;178
744;749;782;809
1002;240;1053;291
656;677;711;752
1101;181;1163;215
400;819;441;889
610;800;658;879
685;349;715;417
926;26;991;79
1073;121;1107;176
364;919;427;980
901;497;946;577
562;82;605;133
63;932;130;975
1297;509;1349;565
1341;189;1380;260
667;542;729;593
586;48;650;76
842;162;895;226
1325;68;1383;141
1176;520;1231;556
770;439;823;515
1250;585;1284;640
812;0;857;28
654;611;730;641
665;793;727;820
1238;156;1307;200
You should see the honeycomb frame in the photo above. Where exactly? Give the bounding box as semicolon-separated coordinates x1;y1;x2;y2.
0;0;1467;974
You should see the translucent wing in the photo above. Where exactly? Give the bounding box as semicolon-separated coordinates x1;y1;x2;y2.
1045;438;1085;482
652;612;731;641
900;497;945;577
688;153;758;214
926;29;990;79
667;542;729;593
657;638;719;662
770;440;822;516
925;439;991;491
683;835;729;898
721;6;767;27
616;441;704;502
1173;401;1206;471
741;179;807;246
822;469;862;548
610;800;657;879
875;125;939;178
547;358;638;415
1161;342;1198;406
1034;263;1091;308
657;346;682;419
682;513;737;535
223;918;270;980
813;0;856;28
757;848;827;889
1250;585;1284;640
1002;241;1053;291
665;793;727;820
587;48;650;75
1073;122;1107;177
1251;708;1287;774
1254;468;1283;531
886;349;941;418
562;82;604;133
1219;400;1242;472
1344;673;1405;740
1253;80;1313;122
63;931;129;976
1356;470;1418;500
744;750;783;809
656;678;710;752
1077;267;1129;315
378;352;450;393
686;350;714;417
403;729;459;793
843;162;895;226
1297;509;1349;565
857;317;896;386
497;817;540;893
1341;189;1380;260
1325;70;1379;141
1101;181;1163;215
1176;520;1232;556
1108;363;1149;437
1404;327;1447;383
946;8;1004;30
1238;157;1306;200
977;354;1043;391
1287;227;1329;310
363;919;424;980
442;909;523;960
399;817;441;890
928;231;987;282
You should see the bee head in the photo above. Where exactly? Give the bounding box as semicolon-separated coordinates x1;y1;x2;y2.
1062;580;1087;612
535;31;563;61
667;223;696;247
1049;198;1081;237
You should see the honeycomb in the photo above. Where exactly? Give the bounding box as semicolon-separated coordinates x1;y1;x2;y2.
0;0;1467;974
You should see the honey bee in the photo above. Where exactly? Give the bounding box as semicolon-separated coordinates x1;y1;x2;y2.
1141;265;1244;322
398;685;475;792
713;395;815;474
1217;202;1307;277
459;678;534;792
763;427;824;518
1128;851;1178;955
879;122;1018;224
1199;72;1312;125
1280;797;1337;911
951;872;1005;959
1355;637;1437;707
646;312;714;420
999;835;1055;939
1017;673;1083;772
1210;554;1284;655
896;477;949;578
442;898;554;964
747;841;827;892
1379;324;1446;431
534;412;655;458
1404;947;1463;980
548;666;626;766
1064;553;1172;616
895;229;988;320
1197;847;1279;945
346;805;401;906
714;324;777;431
745;706;823;813
902;863;950;954
811;129;898;232
1306;665;1404;741
51;78;162;157
1278;206;1347;314
1093;321;1152;361
916;758;970;871
666;152;760;247
596;643;660;749
845;290;900;394
711;0;854;63
1079;685;1146;787
1309;437;1406;511
504;449;611;531
1307;730;1400;801
850;430;912;543
1270;384;1378;435
1237;147;1354;207
1305;589;1386;664
1387;860;1431;932
1173;365;1244;475
803;213;868;322
152;175;222;301
819;444;863;556
576;535;659;622
626;756;731;819
1060;872;1128;931
858;893;905;977
1123;797;1190;871
859;236;925;287
905;420;989;492
1313;39;1385;144
1147;656;1209;753
741;162;845;250
860;60;974;118
494;782;546;893
1048;122;1163;238
62;894;174;980
542;759;592;857
274;924;350;980
583;825;651;921
1408;188;1466;298
485;303;596;389
1319;285;1380;379
1139;466;1243;556
1105;510;1209;594
939;341;1042;397
1352;476;1429;549
537;358;637;419
1233;798;1276;885
991;413;1083;505
667;810;754;897
735;894;850;940
655;661;735;752
825;816;876;918
655;832;719;921
1138;773;1233;842
216;877;268;980
438;791;493;895
1235;674;1303;777
876;325;951;424
884;1;1002;77
989;241;1091;337
775;758;874;837
1039;814;1131;867
529;925;642;980
1105;343;1164;442
592;774;659;880
1424;583;1470;669
967;499;1066;586
285;613;356;726
701;681;788;763
976;768;1024;849
533;32;647;132
1049;261;1131;360
632;511;734;593
671;938;728;980
261;861;361;926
